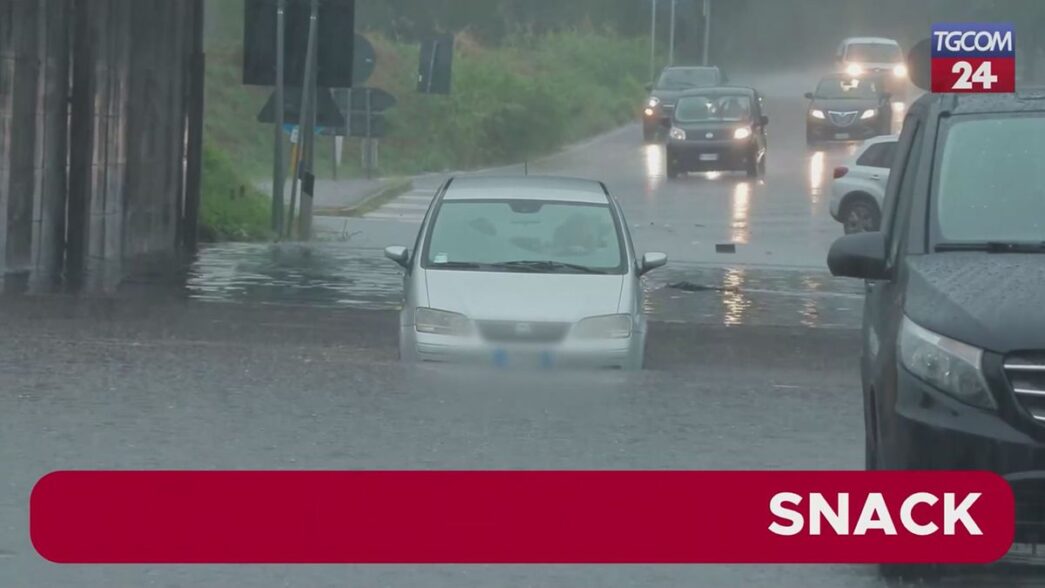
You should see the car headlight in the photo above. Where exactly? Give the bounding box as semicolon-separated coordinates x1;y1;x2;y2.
810;109;826;120
899;317;996;410
846;63;864;77
669;127;686;141
647;97;660;108
860;109;877;120
644;108;655;117
893;64;908;78
575;314;633;339
414;308;472;336
734;127;752;140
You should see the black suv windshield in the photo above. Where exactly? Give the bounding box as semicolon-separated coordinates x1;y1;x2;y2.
934;114;1045;244
657;68;719;90
815;77;881;99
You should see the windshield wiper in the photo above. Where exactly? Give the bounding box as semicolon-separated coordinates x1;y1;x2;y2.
429;261;485;269
493;261;609;274
935;241;1045;253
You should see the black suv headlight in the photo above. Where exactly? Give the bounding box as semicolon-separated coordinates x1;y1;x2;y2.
899;317;996;410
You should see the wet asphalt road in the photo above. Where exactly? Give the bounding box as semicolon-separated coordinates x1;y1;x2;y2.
2;71;1042;586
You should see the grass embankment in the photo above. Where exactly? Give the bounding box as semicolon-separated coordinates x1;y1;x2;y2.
201;26;648;240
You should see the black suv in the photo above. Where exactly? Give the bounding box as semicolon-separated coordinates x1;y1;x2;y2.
643;66;725;142
828;90;1045;576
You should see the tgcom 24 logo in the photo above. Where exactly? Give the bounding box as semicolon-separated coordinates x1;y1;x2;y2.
931;23;1015;93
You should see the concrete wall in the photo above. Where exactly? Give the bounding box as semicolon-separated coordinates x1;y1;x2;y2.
0;0;202;290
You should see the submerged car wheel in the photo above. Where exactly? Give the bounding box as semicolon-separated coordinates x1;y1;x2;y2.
841;196;881;234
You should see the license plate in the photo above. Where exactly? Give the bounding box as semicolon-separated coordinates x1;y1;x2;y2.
834;133;850;140
493;349;555;369
699;153;719;162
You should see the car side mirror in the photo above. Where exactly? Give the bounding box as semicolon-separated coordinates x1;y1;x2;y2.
760;115;769;127
384;245;410;268
827;232;889;280
804;92;814;100
638;252;668;276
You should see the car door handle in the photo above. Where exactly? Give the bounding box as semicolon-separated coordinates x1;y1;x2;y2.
870;174;881;180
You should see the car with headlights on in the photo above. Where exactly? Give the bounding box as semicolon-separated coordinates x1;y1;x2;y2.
643;66;725;142
384;175;667;371
835;37;907;93
827;90;1045;578
805;73;892;145
665;86;768;178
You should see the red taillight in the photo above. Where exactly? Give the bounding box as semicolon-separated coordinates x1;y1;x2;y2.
833;166;849;179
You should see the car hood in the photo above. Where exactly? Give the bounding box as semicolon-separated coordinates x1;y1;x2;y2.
904;253;1045;353
811;97;881;112
423;270;625;322
650;88;705;105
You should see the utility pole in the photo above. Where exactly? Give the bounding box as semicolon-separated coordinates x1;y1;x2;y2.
295;0;319;241
272;0;286;236
668;0;676;66
703;0;712;66
650;0;657;83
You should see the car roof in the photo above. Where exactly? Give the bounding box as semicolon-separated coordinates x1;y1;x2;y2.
442;175;610;204
662;65;719;71
915;89;1045;115
859;134;900;150
678;85;756;96
842;37;900;46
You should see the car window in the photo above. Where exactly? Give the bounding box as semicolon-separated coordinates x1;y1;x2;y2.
675;95;752;122
888;122;925;266
856;144;885;167
423;200;626;273
933;115;1045;243
815;77;881;99
657;68;719;90
844;42;902;63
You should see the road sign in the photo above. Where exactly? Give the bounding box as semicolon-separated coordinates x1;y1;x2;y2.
243;0;356;87
353;34;376;86
258;88;346;128
345;87;397;112
419;34;454;94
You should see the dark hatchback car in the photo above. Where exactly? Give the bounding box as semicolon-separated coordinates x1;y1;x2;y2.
805;73;892;144
665;87;768;178
642;66;725;142
828;91;1045;576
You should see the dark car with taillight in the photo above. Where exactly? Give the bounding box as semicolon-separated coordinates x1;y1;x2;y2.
664;86;768;179
805;73;892;145
827;90;1045;578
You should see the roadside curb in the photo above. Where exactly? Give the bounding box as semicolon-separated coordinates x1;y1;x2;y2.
315;177;414;218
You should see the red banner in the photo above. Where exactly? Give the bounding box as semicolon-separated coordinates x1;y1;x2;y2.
931;57;1016;93
31;471;1014;564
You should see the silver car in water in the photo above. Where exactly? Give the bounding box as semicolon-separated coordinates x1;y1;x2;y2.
384;175;667;371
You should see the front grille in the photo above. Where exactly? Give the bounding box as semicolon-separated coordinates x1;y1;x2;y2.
828;110;858;127
476;320;570;344
1005;353;1045;424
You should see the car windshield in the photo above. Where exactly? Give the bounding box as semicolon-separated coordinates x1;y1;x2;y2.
424;200;625;273
657;68;719;90
934;115;1045;243
815;77;880;99
675;95;752;122
845;42;901;63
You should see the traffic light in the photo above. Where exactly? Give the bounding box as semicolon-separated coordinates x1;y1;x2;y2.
418;34;454;95
243;0;356;87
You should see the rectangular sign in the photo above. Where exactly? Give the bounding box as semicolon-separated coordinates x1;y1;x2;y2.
31;471;1014;564
931;23;1015;93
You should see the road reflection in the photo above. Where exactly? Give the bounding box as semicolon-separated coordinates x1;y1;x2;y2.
808;150;826;200
643;144;664;195
731;181;751;245
721;268;750;326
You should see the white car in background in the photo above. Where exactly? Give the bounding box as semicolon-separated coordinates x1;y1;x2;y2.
829;134;898;234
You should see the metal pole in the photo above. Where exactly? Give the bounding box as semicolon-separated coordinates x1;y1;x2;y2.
365;88;372;180
703;0;712;66
668;0;676;66
272;0;286;235
183;0;205;252
295;0;319;241
650;0;657;83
